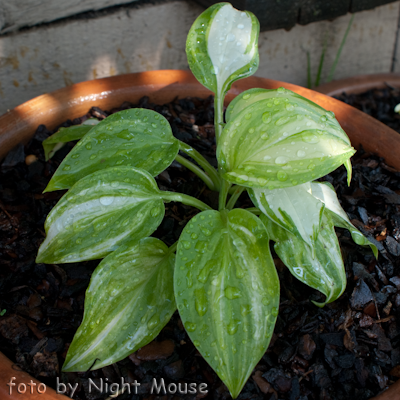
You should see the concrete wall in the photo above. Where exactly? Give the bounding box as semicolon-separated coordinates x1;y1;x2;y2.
0;0;399;114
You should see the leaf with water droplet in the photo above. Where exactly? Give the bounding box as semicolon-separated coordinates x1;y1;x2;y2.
63;237;175;372
310;181;377;257
175;209;279;399
42;118;100;161
219;89;355;189
249;182;324;251
186;3;259;99
45;109;179;192
36;166;165;263
261;212;346;306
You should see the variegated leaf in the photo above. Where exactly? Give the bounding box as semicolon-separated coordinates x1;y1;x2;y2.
36;166;164;263
63;238;175;371
186;2;259;96
175;209;279;398
45;108;179;192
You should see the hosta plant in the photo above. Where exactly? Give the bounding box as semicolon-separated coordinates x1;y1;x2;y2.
36;2;377;398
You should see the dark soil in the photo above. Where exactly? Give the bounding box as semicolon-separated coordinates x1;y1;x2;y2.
335;86;400;134
0;94;399;400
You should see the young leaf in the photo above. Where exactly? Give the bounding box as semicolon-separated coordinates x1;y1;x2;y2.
310;181;378;257
261;213;346;306
36;166;165;264
175;209;279;399
218;88;355;189
42;119;100;161
186;2;259;96
63;237;176;372
45;108;179;192
249;182;325;250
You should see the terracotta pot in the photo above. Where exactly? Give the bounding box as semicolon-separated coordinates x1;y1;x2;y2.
0;70;398;400
314;72;400;97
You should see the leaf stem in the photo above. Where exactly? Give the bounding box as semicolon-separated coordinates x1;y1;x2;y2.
162;191;212;211
214;92;225;143
169;241;178;253
178;141;221;191
246;207;261;215
175;154;216;191
226;186;245;210
218;179;231;211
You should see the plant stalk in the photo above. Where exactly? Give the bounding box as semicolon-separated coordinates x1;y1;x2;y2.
218;179;231;211
226;186;245;210
162;191;212;211
178;141;221;191
175;154;216;191
246;207;261;215
214;92;225;143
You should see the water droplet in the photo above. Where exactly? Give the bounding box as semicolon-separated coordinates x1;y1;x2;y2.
191;233;198;239
262;297;270;305
320;115;327;122
227;319;240;335
302;134;319;143
71;154;80;159
227;33;235;42
245;113;252;120
193;340;200;347
248;128;255;134
275;156;288;165
195;288;207;316
285;103;294;111
195;240;207;253
225;286;241;299
237;24;244;29
151;207;161;217
277;87;285;94
297;150;306;158
147;314;160;330
271;307;278;317
263;155;271;161
277;171;288;181
201;227;212;236
182;240;191;249
276;116;290;126
307;163;316;171
185;322;197;332
63;165;71;171
243;93;250;99
85;142;92;150
326;110;335;119
89;154;97;160
262;111;271;124
241;304;251;316
257;178;268;186
100;196;114;206
261;132;269;139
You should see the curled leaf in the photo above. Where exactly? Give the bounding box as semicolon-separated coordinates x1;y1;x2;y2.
186;2;259;96
42;119;100;161
262;213;346;306
218;88;355;189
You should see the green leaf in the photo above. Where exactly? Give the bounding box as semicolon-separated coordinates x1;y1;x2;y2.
45;109;179;192
42;119;100;161
186;2;259;96
36;166;165;263
218;88;355;189
262;213;346;306
310;181;378;257
63;237;176;372
175;209;279;398
249;182;325;250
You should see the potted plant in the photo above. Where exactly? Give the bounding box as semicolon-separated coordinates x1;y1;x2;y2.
0;3;399;400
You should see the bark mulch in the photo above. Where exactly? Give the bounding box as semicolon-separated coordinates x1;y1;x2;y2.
0;94;399;400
